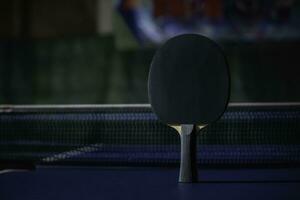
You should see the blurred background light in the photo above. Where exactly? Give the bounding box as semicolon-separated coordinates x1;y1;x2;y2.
0;0;299;104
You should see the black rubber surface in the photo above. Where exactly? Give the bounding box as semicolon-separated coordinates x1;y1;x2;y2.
148;34;230;125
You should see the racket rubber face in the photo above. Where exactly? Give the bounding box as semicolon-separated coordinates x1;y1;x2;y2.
148;34;230;125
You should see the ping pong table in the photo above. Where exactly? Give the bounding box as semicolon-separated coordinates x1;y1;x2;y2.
0;103;300;200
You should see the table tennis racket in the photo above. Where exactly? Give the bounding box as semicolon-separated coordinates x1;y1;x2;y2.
148;34;230;183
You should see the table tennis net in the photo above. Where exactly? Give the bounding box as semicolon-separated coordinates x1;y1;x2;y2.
0;104;300;168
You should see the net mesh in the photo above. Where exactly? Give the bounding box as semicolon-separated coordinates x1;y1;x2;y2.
0;104;300;168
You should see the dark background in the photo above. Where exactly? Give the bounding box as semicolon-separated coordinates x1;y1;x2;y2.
0;0;299;104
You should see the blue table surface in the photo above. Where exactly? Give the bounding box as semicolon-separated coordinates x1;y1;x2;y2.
1;166;300;200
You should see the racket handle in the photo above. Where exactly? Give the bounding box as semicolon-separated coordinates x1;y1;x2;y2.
179;124;198;183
